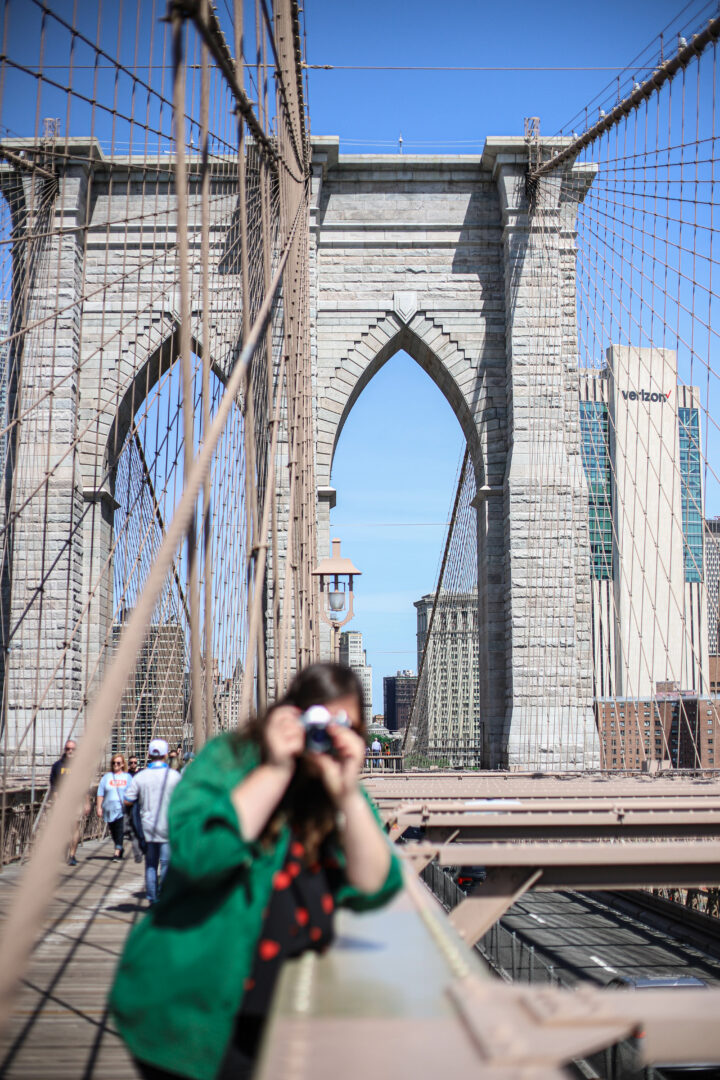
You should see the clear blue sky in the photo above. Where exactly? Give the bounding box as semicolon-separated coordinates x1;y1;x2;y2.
303;0;709;711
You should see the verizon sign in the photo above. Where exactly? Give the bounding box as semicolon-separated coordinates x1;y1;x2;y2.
620;389;672;403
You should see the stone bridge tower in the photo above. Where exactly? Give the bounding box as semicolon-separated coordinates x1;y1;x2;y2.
0;134;600;771
0;140;255;770
309;137;600;769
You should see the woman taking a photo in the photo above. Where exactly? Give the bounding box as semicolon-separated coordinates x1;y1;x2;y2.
110;662;403;1080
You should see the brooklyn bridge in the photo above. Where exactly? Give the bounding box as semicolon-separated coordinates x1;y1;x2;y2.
0;1;720;1076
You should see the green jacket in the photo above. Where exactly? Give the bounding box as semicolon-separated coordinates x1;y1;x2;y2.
108;732;403;1080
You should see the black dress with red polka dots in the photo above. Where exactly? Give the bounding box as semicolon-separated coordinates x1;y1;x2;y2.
134;837;343;1080
239;835;340;1015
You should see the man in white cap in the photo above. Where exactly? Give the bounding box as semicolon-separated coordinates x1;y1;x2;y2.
123;738;182;904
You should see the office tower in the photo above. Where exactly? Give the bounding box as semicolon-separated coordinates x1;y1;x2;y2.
383;670;417;732
706;518;720;662
338;629;373;710
112;617;188;758
414;591;481;764
579;347;709;699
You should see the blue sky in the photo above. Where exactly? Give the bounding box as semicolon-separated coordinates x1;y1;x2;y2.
304;0;712;710
303;0;708;151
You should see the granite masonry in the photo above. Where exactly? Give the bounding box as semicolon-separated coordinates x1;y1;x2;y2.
0;135;601;771
310;137;599;769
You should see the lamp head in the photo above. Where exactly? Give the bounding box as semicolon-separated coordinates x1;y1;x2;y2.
328;589;346;613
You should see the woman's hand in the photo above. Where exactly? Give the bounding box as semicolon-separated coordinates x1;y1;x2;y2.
232;707;303;841
264;705;304;771
313;723;366;807
318;726;391;894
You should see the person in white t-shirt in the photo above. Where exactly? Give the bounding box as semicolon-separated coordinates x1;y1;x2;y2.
96;754;132;859
124;739;181;904
371;737;382;767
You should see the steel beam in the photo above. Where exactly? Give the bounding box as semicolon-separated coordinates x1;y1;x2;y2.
449;868;542;945
402;839;720;890
391;799;720;842
449;978;720;1070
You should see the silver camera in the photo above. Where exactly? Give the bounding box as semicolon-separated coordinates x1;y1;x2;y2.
300;705;350;754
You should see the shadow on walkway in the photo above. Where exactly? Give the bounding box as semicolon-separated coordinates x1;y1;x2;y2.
0;838;145;1078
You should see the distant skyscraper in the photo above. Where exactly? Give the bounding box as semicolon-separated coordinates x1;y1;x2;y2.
580;347;709;697
383;670;417;732
414;592;480;764
214;657;244;732
112;616;188;758
339;630;373;709
706;519;720;658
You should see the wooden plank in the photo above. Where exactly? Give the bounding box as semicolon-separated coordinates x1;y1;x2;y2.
0;839;144;1078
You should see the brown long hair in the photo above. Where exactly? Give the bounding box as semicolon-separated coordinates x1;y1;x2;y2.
246;663;366;860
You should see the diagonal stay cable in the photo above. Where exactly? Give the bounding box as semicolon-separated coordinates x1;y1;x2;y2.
0;195;304;1029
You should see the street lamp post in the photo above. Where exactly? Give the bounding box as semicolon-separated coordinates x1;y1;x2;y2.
312;538;362;662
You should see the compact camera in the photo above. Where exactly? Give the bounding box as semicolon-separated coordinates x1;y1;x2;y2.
300;705;350;754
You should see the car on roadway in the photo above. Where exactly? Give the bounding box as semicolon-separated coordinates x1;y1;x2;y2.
454;865;487;893
602;975;717;1080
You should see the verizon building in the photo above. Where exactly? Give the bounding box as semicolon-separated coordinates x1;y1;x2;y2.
579;346;708;700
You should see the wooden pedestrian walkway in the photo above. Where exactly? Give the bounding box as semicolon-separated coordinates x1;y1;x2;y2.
0;838;144;1078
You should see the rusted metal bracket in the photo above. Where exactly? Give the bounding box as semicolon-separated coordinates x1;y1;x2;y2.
448;977;635;1068
449;868;543;945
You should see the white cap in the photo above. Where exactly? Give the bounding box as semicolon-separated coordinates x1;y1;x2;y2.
148;738;169;759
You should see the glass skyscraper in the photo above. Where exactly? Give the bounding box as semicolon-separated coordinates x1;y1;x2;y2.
679;406;703;583
579;400;612;580
579;351;708;699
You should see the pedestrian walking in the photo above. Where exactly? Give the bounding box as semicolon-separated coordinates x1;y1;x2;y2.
49;739;90;866
371;736;382;768
96;754;133;860
123;739;181;905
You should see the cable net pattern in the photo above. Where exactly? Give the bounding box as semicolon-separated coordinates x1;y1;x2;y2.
0;0;319;1003
403;450;481;768
560;14;720;771
405;10;720;772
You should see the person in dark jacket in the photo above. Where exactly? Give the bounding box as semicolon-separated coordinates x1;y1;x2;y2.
109;662;402;1080
49;739;90;866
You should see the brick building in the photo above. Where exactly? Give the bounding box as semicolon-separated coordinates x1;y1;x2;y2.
595;693;720;769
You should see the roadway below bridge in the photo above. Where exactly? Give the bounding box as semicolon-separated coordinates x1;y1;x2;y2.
493;889;720;987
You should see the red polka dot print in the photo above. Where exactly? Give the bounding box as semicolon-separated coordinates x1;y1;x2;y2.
310;927;322;942
321;893;334;914
244;977;255;991
295;907;309;926
272;870;291;890
287;861;301;879
259;939;281;961
290;841;304;858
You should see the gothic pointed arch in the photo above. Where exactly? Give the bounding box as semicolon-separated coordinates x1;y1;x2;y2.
315;309;485;489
